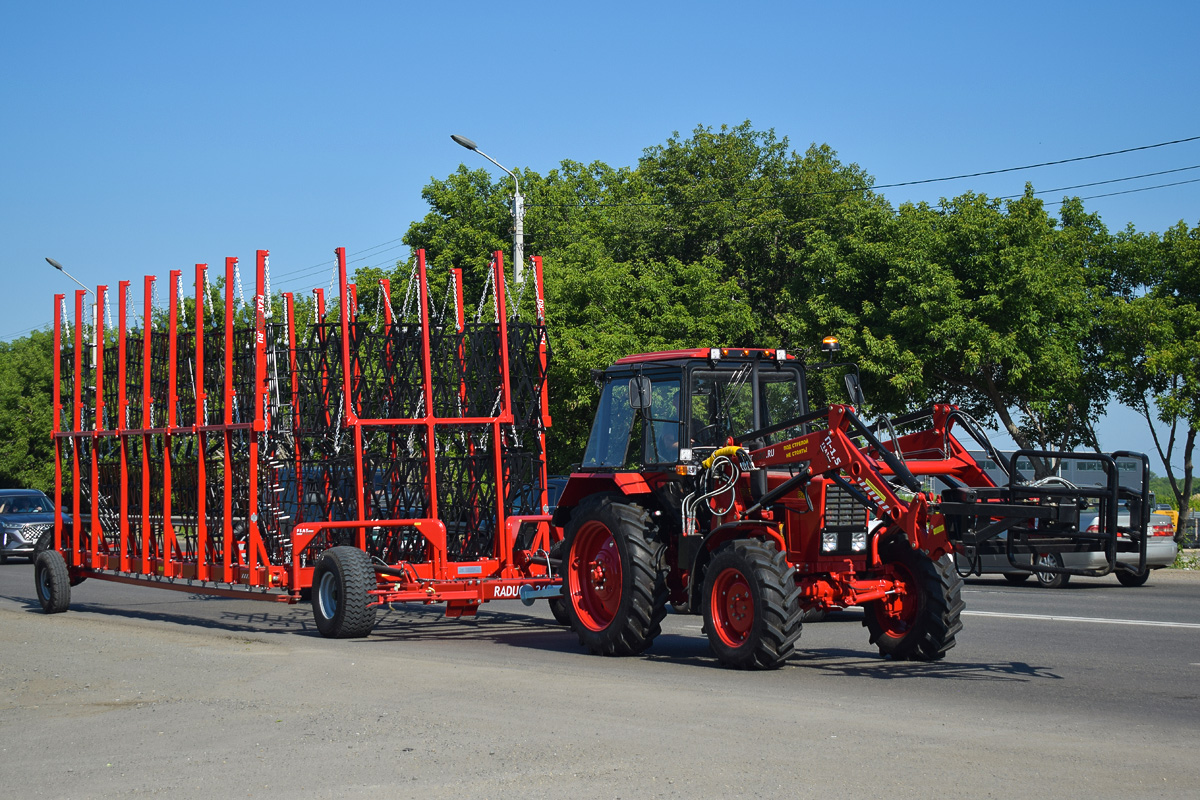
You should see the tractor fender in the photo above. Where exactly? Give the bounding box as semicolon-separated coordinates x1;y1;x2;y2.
551;472;654;529
684;521;788;610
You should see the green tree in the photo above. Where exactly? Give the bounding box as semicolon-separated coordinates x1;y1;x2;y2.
844;188;1108;477
0;329;57;493
1106;221;1200;539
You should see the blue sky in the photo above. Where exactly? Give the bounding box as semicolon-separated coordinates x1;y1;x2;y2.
3;1;1197;465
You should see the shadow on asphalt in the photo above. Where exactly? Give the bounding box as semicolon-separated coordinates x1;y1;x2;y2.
3;589;1063;681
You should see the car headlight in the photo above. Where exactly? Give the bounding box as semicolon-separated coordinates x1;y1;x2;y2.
821;532;838;553
851;531;867;552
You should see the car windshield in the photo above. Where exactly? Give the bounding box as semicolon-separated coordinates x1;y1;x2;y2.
1;495;53;514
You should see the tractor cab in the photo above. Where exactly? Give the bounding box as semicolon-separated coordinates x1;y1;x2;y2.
579;348;808;472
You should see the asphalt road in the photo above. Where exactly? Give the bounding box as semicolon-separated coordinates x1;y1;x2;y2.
2;562;1198;799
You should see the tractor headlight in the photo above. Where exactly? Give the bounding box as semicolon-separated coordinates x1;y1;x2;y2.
851;531;867;552
821;532;838;553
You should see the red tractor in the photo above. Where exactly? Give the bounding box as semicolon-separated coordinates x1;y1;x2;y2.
551;342;1149;669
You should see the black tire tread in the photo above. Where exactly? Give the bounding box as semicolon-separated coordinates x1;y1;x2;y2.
863;538;964;661
1116;568;1150;587
311;546;377;639
704;539;803;670
34;549;71;614
564;494;668;656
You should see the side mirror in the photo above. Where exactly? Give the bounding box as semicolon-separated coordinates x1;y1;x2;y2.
628;375;652;409
844;373;866;408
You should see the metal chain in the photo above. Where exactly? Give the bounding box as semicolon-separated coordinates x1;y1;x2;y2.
234;261;247;310
475;262;495;323
176;273;186;328
60;297;70;345
125;283;134;332
400;259;420;321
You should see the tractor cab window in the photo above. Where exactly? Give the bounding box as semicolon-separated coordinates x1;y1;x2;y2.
582;375;682;469
688;364;805;447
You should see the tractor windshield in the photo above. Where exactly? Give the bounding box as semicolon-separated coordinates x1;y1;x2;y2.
688;364;804;447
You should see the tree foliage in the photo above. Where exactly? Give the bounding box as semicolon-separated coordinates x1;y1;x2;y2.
0;330;56;492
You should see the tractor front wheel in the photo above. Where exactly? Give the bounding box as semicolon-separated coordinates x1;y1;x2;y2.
562;495;667;656
863;536;963;661
702;539;802;669
311;546;378;638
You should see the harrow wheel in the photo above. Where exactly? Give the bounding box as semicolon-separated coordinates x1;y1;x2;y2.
34;549;71;614
863;535;964;661
311;546;378;639
563;494;667;656
702;539;802;670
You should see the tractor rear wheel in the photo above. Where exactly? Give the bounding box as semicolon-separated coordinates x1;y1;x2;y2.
562;494;667;656
863;536;963;661
34;550;71;614
702;539;802;669
311;546;378;638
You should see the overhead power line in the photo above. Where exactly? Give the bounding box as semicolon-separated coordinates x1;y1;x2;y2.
872;135;1200;189
527;134;1200;211
999;164;1200;199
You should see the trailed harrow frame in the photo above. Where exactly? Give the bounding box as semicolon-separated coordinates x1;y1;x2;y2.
51;247;556;617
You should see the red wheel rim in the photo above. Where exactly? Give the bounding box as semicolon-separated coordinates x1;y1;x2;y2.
569;520;622;631
710;567;754;647
878;562;920;637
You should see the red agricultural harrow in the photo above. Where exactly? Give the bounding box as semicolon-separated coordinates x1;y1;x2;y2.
38;247;557;636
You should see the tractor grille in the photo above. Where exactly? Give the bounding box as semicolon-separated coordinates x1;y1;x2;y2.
823;484;867;531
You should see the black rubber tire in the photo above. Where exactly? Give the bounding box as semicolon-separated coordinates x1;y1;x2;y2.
863;536;964;661
1034;552;1070;589
1116;568;1151;587
0;549;7;565
547;596;571;625
1003;572;1031;585
34;550;71;614
702;539;803;670
311;546;377;638
562;494;667;656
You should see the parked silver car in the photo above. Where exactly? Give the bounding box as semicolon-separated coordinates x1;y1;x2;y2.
958;510;1178;588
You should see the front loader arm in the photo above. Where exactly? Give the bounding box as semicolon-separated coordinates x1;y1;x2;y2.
746;404;949;559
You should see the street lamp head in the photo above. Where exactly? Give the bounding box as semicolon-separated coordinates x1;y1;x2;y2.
46;257;64;271
450;134;478;151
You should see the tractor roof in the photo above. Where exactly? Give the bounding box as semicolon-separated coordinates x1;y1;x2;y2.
611;348;794;367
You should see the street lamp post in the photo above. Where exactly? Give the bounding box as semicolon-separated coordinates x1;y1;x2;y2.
46;257;99;364
451;134;525;286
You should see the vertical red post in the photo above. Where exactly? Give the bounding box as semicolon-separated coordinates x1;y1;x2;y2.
140;277;154;573
163;271;180;575
335;248;367;548
533;256;551;546
245;249;269;583
91;285;107;568
222;258;236;581
117;281;130;572
194;265;209;581
490;253;512;562
416;251;439;554
52;294;64;552
71;290;83;569
285;293;304;593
